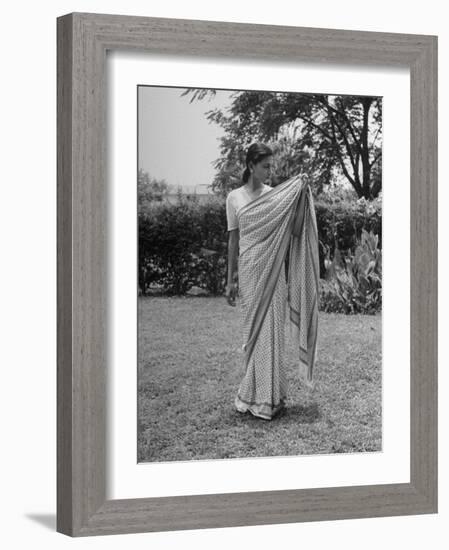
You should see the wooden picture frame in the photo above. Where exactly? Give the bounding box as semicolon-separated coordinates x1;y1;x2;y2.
57;12;438;536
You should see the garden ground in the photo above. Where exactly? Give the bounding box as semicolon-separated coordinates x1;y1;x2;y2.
138;296;382;462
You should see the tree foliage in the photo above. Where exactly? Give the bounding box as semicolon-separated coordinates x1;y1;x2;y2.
181;89;382;199
138;169;172;211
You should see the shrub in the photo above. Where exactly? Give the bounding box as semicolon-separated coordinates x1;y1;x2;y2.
315;195;382;278
138;193;382;300
319;229;382;314
139;198;227;295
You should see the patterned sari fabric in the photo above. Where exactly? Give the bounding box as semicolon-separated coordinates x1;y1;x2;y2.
234;175;319;420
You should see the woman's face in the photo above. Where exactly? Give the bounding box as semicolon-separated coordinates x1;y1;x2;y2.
251;156;272;184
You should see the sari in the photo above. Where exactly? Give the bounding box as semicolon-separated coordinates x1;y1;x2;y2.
234;174;319;420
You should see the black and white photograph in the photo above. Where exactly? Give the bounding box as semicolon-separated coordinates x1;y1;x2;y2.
137;84;383;463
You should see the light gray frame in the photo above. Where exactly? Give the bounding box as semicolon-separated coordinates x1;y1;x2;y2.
57;12;438;537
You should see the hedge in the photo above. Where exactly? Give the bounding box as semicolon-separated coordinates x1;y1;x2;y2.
138;195;382;297
315;198;382;277
139;197;228;295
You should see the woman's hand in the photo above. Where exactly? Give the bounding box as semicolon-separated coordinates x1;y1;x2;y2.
225;282;237;306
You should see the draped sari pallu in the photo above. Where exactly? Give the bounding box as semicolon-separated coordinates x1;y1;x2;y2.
235;175;319;419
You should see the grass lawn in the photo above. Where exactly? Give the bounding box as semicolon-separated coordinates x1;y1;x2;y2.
138;296;382;462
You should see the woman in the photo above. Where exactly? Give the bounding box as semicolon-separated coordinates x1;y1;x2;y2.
225;143;319;420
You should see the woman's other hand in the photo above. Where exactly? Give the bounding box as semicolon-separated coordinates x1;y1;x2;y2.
225;282;237;306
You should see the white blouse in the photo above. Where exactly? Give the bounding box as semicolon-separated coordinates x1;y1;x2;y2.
225;184;272;231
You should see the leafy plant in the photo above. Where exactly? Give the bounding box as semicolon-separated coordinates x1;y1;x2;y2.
320;229;382;314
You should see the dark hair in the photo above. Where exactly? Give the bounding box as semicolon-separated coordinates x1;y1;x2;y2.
242;143;273;183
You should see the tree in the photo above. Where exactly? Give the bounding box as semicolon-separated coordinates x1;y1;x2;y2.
181;89;382;199
138;169;171;208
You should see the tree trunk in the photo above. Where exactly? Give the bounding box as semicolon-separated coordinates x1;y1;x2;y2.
361;98;373;199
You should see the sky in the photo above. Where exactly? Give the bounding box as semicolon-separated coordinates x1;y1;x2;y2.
138;86;382;194
138;86;233;193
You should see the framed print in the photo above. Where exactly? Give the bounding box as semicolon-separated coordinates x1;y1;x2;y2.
57;12;437;536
